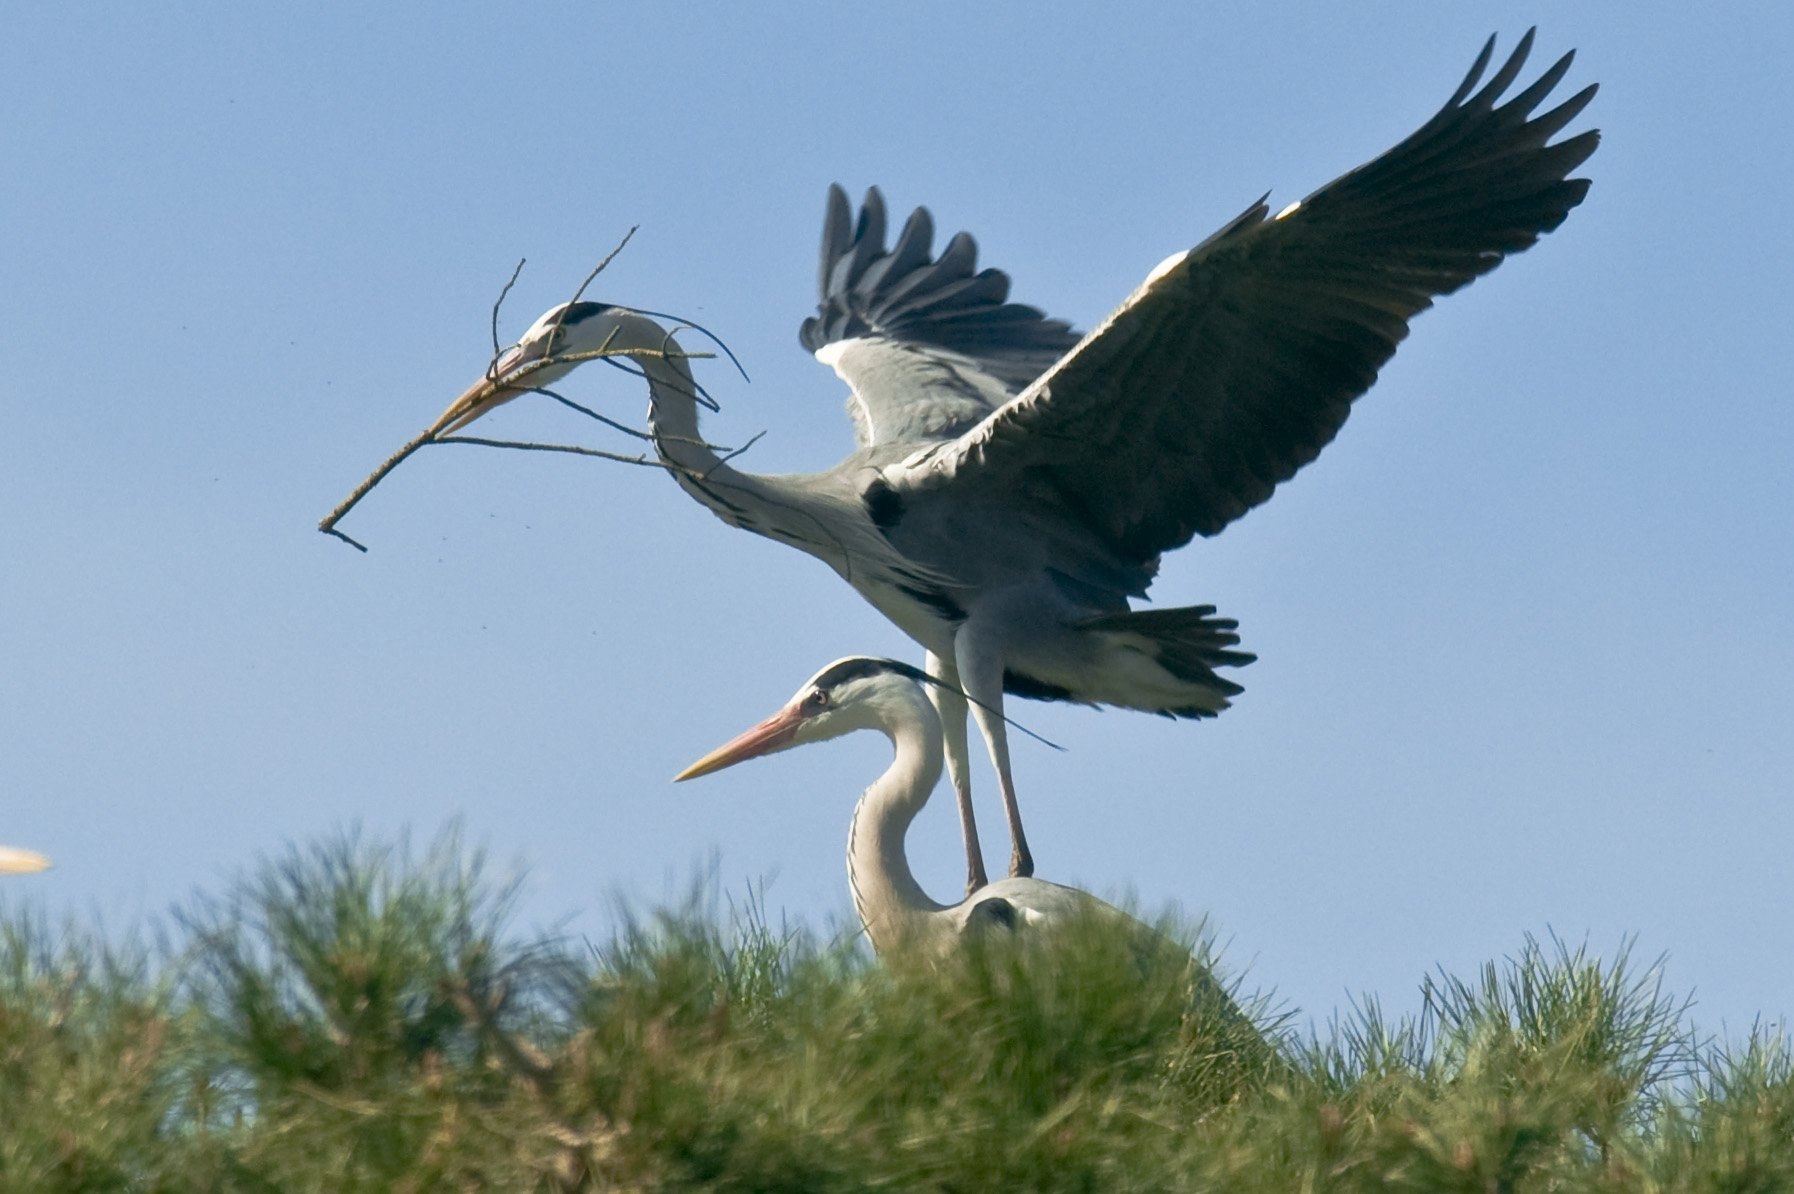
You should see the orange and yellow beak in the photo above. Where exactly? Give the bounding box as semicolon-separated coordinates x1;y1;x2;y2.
674;702;806;782
428;344;533;439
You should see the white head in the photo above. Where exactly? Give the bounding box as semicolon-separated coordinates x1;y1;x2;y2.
430;301;673;437
674;657;935;782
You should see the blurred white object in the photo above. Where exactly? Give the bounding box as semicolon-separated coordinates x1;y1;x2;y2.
0;845;51;873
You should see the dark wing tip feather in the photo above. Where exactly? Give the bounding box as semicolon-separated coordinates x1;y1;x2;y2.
800;186;1082;390
1506;47;1576;116
1529;84;1600;152
819;184;853;298
1472;26;1536;109
1150;28;1598;549
1444;32;1500;108
941;31;1599;566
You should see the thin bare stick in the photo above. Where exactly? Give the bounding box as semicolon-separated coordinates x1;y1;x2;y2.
490;258;527;361
323;526;369;552
626;305;751;385
547;226;638;349
537;387;655;440
316;427;437;550
435;436;661;469
319;234;745;551
316;346;715;547
569;227;637;307
713;429;767;470
601;352;721;413
545;343;710;372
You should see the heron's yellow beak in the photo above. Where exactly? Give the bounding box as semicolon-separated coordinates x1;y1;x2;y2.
674;703;805;782
429;344;532;439
0;846;51;874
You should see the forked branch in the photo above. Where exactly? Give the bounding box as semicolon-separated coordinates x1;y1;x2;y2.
317;241;743;552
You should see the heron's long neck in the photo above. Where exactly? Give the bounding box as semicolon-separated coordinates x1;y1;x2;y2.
638;345;864;585
847;694;950;952
642;353;731;478
641;356;794;532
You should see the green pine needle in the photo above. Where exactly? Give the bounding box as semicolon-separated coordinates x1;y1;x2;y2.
1;826;1790;1191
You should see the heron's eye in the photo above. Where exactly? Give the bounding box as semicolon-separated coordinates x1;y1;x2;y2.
803;688;829;712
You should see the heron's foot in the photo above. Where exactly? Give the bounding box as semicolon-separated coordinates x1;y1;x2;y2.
1007;846;1034;880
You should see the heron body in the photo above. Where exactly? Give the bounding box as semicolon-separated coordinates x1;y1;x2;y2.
436;31;1598;895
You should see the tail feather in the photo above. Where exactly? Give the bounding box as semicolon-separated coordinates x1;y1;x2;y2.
1076;604;1256;719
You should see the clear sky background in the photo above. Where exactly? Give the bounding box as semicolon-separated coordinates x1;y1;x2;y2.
4;3;1789;1035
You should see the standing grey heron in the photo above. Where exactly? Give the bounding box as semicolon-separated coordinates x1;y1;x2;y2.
674;656;1183;955
434;31;1597;894
674;658;1257;1041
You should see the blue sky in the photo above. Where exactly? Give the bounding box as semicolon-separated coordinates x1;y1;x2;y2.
3;3;1789;1034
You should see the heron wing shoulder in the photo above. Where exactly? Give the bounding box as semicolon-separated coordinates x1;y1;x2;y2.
892;32;1597;565
816;336;1011;446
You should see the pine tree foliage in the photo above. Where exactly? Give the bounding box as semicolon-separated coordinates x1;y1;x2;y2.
1;828;1790;1191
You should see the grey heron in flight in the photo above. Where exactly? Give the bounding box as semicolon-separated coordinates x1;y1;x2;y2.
435;30;1597;895
674;656;1204;962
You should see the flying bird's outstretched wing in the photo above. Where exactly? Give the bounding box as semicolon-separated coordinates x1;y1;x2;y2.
801;186;1083;447
891;29;1599;566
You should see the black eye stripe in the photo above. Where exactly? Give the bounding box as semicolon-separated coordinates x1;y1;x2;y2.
810;657;925;691
555;301;617;327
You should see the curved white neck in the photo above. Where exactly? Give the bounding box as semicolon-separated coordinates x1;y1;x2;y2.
635;342;851;567
846;687;950;951
634;348;734;479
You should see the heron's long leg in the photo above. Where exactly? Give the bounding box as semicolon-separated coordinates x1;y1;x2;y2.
954;631;1034;880
926;650;989;896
